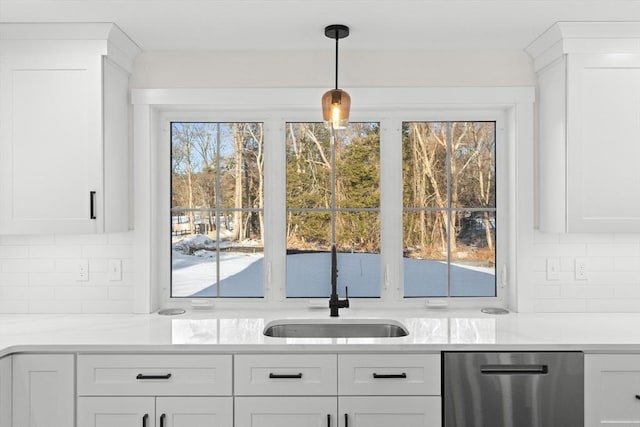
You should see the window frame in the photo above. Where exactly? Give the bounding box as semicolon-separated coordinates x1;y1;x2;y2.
132;87;532;312
400;120;498;298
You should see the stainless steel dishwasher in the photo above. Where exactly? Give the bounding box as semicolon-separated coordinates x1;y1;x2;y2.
443;352;583;427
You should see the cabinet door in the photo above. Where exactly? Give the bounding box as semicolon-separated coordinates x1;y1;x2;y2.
566;54;640;232
156;396;232;427
0;356;10;427
235;396;336;427
0;54;103;234
78;397;156;427
339;396;441;427
12;354;74;427
586;354;640;426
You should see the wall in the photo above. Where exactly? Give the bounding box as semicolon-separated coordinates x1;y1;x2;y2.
529;232;640;312
0;49;638;313
129;50;536;88
0;232;134;313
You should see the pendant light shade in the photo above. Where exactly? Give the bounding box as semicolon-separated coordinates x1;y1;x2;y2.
322;24;350;129
322;88;351;130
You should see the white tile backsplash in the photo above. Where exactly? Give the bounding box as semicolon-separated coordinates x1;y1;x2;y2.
531;231;640;313
0;228;638;313
0;232;134;313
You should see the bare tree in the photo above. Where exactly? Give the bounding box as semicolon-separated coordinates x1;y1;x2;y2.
171;123;199;233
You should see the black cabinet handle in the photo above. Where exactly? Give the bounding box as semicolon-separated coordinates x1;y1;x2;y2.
142;414;148;427
480;364;548;375
136;373;172;380
269;372;303;379
327;414;331;427
89;191;96;219
636;394;640;400
373;372;407;379
160;413;166;427
344;413;348;427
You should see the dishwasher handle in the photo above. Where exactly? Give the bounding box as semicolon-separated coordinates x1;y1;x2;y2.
480;364;549;375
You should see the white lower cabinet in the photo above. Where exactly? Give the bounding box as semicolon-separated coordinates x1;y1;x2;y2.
68;351;443;427
234;353;442;427
234;396;439;427
338;354;441;427
77;353;234;427
235;397;336;427
0;356;10;427
585;354;640;426
78;397;154;427
78;396;233;427
339;396;441;427
12;353;75;427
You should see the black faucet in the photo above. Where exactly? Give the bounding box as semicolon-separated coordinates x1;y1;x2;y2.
329;244;349;317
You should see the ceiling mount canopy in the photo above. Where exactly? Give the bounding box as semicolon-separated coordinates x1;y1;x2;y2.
322;24;351;130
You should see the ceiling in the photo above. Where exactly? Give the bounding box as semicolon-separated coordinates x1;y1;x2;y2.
2;0;640;51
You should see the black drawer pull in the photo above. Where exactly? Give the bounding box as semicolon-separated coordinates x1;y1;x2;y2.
373;372;407;379
160;413;166;427
636;394;640;400
269;372;303;379
136;373;172;380
142;414;148;427
480;364;548;375
89;191;96;220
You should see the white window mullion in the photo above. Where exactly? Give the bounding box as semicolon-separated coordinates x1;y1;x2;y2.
264;118;287;302
380;119;403;303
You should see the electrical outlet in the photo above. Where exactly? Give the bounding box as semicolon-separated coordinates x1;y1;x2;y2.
575;258;588;280
108;259;122;281
546;257;560;280
77;259;89;281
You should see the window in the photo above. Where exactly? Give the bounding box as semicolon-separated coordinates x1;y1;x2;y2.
285;122;381;298
170;122;264;298
135;87;534;313
147;87;525;309
402;121;496;297
167;119;498;301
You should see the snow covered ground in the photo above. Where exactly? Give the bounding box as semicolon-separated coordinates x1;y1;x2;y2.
172;235;495;298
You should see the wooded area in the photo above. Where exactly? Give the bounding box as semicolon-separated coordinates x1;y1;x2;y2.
170;120;495;298
286;122;381;253
171;122;264;244
403;121;496;267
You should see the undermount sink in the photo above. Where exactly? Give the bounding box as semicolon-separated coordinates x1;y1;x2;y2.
263;318;409;338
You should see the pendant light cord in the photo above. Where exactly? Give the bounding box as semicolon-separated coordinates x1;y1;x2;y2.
335;35;339;90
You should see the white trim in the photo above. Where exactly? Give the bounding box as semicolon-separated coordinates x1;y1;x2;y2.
0;23;141;73
526;22;640;72
132;87;534;109
132;86;534;313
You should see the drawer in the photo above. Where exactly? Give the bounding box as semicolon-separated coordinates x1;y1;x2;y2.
77;354;232;396
338;353;441;395
234;354;337;395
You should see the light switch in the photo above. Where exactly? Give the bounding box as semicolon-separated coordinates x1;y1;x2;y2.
546;257;560;281
108;259;122;281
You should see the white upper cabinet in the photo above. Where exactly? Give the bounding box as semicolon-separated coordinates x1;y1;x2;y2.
528;22;640;233
0;23;140;234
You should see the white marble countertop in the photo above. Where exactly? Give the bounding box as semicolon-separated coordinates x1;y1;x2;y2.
2;308;640;356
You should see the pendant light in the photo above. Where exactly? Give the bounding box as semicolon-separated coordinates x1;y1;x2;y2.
322;24;351;130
